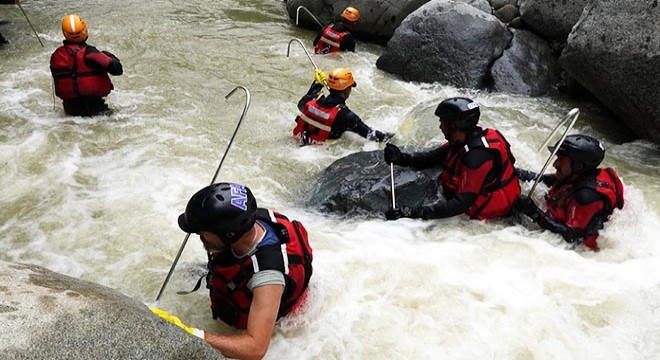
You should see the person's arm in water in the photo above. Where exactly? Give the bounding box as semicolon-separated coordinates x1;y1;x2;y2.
340;32;355;52
204;283;284;360
515;168;555;186
84;45;123;75
332;108;392;142
517;188;605;243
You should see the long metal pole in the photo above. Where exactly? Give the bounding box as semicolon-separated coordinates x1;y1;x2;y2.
154;86;251;302
16;1;44;47
295;6;324;29
390;163;396;208
528;108;580;197
286;38;318;70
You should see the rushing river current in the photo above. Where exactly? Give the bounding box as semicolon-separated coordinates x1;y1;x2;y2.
2;1;660;359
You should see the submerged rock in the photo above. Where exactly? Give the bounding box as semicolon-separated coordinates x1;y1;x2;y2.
0;261;222;360
306;150;444;216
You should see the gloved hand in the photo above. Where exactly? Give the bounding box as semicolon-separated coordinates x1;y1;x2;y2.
515;195;538;217
150;307;205;339
375;131;394;143
314;68;327;85
514;167;537;182
384;143;410;165
385;207;413;220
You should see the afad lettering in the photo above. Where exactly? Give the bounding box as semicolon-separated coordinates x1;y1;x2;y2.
230;183;248;211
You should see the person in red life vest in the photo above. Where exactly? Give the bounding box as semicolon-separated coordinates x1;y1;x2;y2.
50;14;122;116
293;67;393;145
313;6;359;54
384;97;521;221
152;182;313;359
514;134;624;251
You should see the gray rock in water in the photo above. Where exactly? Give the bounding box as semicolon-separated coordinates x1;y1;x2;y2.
376;0;511;88
306;150;444;216
491;28;561;96
0;261;223;360
519;0;589;40
559;0;660;144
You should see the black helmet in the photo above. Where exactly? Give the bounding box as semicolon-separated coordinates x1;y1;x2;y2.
548;134;605;170
434;97;480;131
178;182;257;244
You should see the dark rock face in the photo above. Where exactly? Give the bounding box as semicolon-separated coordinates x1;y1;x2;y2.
306;150;443;216
519;0;590;40
0;261;222;360
559;0;660;143
376;0;511;89
492;28;562;96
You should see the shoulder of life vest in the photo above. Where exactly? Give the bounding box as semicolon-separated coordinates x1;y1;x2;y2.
574;168;625;211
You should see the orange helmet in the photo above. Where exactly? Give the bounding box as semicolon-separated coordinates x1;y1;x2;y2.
61;14;88;42
327;68;357;91
341;7;360;23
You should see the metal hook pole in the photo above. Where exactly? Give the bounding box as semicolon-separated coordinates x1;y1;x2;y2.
154;86;251;302
17;1;44;47
390;163;396;208
295;6;324;29
287;38;318;70
528;108;580;197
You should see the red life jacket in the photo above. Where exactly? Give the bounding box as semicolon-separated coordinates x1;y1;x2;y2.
292;98;342;144
50;44;113;99
206;209;313;329
314;24;348;54
545;168;624;249
440;128;521;219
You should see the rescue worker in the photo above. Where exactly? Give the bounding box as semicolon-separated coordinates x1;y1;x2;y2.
313;6;359;54
384;97;521;220
152;182;313;359
515;134;624;250
293;67;393;145
50;14;122;116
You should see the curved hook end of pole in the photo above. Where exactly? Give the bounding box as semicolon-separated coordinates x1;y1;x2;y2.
225;85;250;101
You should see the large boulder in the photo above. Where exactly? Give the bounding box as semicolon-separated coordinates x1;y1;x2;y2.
0;261;222;360
286;0;432;42
518;0;589;41
306;150;443;216
376;0;511;88
559;0;660;144
491;28;561;96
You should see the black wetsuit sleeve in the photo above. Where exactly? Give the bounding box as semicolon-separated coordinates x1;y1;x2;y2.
331;109;373;139
297;82;324;112
515;167;555;186
527;207;586;243
409;192;478;219
340;33;356;52
405;146;450;170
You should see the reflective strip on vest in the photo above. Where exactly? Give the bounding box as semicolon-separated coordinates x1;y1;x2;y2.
319;36;341;48
298;113;332;132
281;243;289;275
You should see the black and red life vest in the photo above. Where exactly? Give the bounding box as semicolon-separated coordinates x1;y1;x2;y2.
545;167;624;249
50;44;113;100
292;98;342;144
314;24;348;54
440;128;521;219
206;209;313;329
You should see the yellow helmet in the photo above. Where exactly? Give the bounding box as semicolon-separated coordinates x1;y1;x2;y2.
61;14;88;43
341;7;360;23
327;68;357;91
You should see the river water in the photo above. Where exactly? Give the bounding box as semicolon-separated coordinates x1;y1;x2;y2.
2;1;660;359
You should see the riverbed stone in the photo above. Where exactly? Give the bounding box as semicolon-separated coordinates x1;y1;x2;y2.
0;261;223;360
559;0;660;144
306;150;443;216
518;0;589;40
491;28;561;96
376;0;511;88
